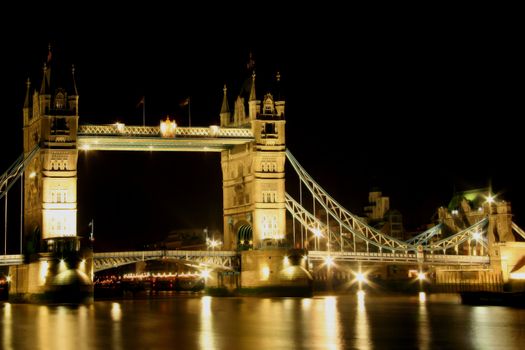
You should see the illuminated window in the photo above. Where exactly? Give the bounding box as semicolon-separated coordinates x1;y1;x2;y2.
55;91;66;109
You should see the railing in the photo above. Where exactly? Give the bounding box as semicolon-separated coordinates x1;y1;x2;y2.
308;251;490;265
0;254;24;265
94;250;237;258
78;125;253;138
93;250;238;272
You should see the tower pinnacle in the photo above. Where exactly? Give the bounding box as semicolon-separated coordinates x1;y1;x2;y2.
249;71;256;102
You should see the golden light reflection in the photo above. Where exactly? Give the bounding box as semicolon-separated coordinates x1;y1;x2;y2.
200;296;216;350
355;293;371;350
55;306;69;350
323;296;342;350
470;306;512;349
58;259;67;273
40;260;49;285
79;259;86;272
2;303;12;350
37;306;50;348
111;302;122;321
357;290;366;309
301;298;312;311
418;295;430;350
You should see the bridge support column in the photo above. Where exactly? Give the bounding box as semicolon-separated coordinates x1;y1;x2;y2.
239;249;312;296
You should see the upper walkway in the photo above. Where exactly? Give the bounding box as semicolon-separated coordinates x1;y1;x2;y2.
77;125;254;152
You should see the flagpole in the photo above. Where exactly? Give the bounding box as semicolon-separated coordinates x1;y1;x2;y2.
142;96;146;126
188;97;191;127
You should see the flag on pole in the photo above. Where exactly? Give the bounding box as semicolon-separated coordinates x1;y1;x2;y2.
136;96;145;108
179;97;190;107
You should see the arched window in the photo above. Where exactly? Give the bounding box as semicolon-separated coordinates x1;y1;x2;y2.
55;91;66;110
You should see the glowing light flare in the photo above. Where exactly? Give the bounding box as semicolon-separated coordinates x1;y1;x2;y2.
312;228;323;238
160;117;177;137
510;272;525;280
81;144;90;151
486;194;495;204
114;122;125;133
324;255;334;267
419;292;426;303
29;171;37;178
6;276;11;282
261;266;270;280
200;269;211;280
355;272;366;283
111;302;122;321
207;239;222;250
283;256;290;266
472;231;482;240
209;125;220;137
417;272;426;281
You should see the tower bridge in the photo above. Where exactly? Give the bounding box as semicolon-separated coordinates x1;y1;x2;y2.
2;52;525;302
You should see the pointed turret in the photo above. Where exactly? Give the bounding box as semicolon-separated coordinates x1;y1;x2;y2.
274;71;285;118
220;84;231;127
40;63;48;94
249;71;256;102
248;71;260;121
71;64;78;96
23;78;32;126
24;78;31;108
68;64;79;114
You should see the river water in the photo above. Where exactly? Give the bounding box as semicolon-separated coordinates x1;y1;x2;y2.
1;293;524;349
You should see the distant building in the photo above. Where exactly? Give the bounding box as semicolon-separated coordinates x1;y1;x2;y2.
146;228;222;250
363;189;406;240
364;189;389;221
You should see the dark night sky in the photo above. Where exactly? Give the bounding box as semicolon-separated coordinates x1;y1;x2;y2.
1;7;521;251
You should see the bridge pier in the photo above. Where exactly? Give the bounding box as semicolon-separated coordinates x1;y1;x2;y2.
8;249;93;303
239;249;312;296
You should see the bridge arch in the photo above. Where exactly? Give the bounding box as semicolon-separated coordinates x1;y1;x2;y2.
235;222;253;250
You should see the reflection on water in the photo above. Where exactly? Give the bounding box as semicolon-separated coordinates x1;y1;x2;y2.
323;297;342;350
355;293;371;350
200;296;215;350
111;302;123;350
419;291;426;303
2;303;11;350
418;293;431;350
1;294;524;349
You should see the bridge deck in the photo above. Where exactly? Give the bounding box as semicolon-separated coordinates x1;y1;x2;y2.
78;125;254;152
308;251;490;265
0;251;490;268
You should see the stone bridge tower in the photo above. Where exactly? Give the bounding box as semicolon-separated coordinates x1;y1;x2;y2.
221;72;286;250
12;49;91;302
23;53;80;255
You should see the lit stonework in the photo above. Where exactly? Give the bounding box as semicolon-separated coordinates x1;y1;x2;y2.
221;72;286;249
23;60;79;244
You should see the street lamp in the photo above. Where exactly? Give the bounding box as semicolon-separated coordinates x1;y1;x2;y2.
207;238;222;251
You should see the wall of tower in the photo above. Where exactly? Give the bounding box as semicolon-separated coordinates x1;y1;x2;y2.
251;93;286;246
221;144;255;250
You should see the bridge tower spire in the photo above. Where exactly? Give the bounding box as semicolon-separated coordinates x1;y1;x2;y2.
248;71;260;121
219;84;231;127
